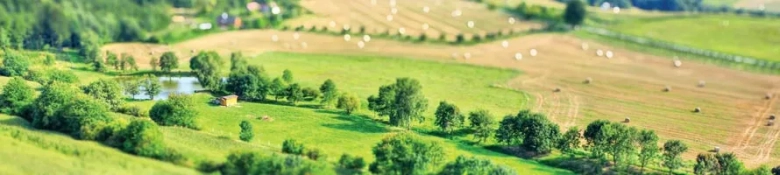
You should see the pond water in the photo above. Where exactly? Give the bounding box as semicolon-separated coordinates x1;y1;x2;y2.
118;77;206;100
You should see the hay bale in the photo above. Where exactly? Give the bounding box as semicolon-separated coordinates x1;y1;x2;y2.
300;42;307;49
422;23;429;30
713;147;720;153
673;60;682;67
357;41;365;49
514;53;523;60
768;120;774;126
508;17;516;24
584;77;592;84
343;34;351;41
386;15;393;21
293;32;300;40
581;43;589;50
363;35;371;42
698;80;706;88
451;53;459;59
467;21;475;28
663;85;671;92
553;87;561;92
767;93;773;100
530;49;538;57
596;49;604;56
624;117;630;123
694;107;701;113
501;40;509;48
423;6;430;13
271;35;279;42
463;52;471;59
770;114;776;120
606;51;614;58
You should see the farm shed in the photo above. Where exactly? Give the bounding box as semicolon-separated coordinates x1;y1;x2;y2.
219;95;239;107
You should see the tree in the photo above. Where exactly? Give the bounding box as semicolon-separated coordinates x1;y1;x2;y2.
149;94;199;129
714;152;743;175
54;96;113;140
434;101;464;138
0;77;34;115
239;120;254;142
143;75;162;100
282;69;294;83
367;78;428;128
638;129;660;173
282;139;305;155
226;65;270;101
124;79;141;99
123;54;138;71
117;120;166;157
438;155;516;175
1;50;29;76
564;0;587;26
517;111;560;154
285;83;304;105
369;133;444;175
93;59;107;72
221;151;319;175
745;165;772;175
0;28;10;49
584;119;612;159
149;57;158;71
119;54;128;71
558;127;581;156
106;51;119;70
190;51;223;91
229;52;247;71
301;87;320;101
78;31;101;63
82;79;124;111
270;77;288;101
319;79;338;107
469;110;494;143
495;115;522;146
159;51;179;75
30;82;79;127
773;165;780;175
662;140;688;174
337;93;360;114
694;153;717;175
606;123;638;169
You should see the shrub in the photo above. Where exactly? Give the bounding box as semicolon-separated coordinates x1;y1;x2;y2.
472;34;482;42
282;139;305;155
197;160;225;173
456;34;464;43
0;77;34;115
221;151;321;175
419;33;427;41
116;120;166;157
149;94;199;129
339;154;366;170
239;120;254;142
306;148;325;160
1;50;30;76
301;87;321;101
116;105;145;117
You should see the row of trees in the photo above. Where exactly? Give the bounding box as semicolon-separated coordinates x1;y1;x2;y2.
94;52;139;72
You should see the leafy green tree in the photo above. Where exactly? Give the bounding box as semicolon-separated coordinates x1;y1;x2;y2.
745;165;771;175
0;77;34;115
149;94;199;129
119;54;128;71
78;31;101;63
0;28;10;49
106;51;119;70
149;56;158;71
558;127;581;156
301;87;320;101
282;139;305;155
367;78;428;128
47;69;79;84
607;123;638;169
772;166;780;175
55;96;113;140
337;93;360;114
369;133;444;175
229;52;247;71
239;120;254;142
438;155;516;175
584;119;612;159
319;79;338;107
159;51;179;75
143;75;162;100
226;65;270;101
285;83;304;105
93;59;107;72
282;69;294;83
517;110;560;154
434;101;464;138
123;54;138;71
117;120;166;157
30;82;79;127
190;51;223;91
469;110;494;143
124;80;142;99
662;140;688;174
564;0;586;26
638;129;660;173
270;77;288;101
339;154;366;170
714;152;743;175
1;50;29;76
495;115;522;146
694;153;717;175
221;151;319;175
82;79;124;110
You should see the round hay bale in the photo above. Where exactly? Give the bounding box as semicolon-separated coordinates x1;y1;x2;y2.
553;87;561;92
530;49;538;57
581;43;589;50
584;77;592;84
391;8;398;14
467;21;475;28
698;80;706;88
329;21;336;27
293;32;300;40
514;53;523;60
343;34;351;41
596;49;604;56
694;107;701;113
612;6;621;14
508;17;516;24
387;15;394;21
389;0;396;7
300;42;307;49
398;27;406;35
624;117;630;123
451;53;459;59
463;52;471;59
363;35;371;42
271;35;279;42
673;60;682;67
768;120;774;126
357;41;365;49
713;147;720;153
663;85;671;92
770;114;776;120
606;51;614;59
501;40;509;48
422;23;429;30
452;10;462;17
423;6;430;13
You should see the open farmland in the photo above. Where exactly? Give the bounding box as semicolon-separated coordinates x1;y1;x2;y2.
105;29;780;167
284;0;543;39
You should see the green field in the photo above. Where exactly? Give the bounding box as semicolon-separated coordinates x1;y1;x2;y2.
606;15;780;62
121;52;569;174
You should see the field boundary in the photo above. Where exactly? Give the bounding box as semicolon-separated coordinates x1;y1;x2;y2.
581;26;780;71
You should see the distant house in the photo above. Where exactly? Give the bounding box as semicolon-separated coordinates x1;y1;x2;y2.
218;95;239;107
216;12;242;29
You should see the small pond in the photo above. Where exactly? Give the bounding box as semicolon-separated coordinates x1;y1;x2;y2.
117;76;207;100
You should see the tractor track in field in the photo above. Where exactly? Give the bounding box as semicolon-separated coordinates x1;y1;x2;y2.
749;88;779;163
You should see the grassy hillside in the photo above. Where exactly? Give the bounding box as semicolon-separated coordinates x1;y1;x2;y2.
606;15;780;62
0;115;198;175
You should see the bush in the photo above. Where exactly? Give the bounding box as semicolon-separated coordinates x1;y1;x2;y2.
0;77;35;115
456;34;464;43
1;50;30;76
149;94;199;129
239;120;254;142
116;105;145;117
419;34;427;41
221;151;321;175
116;120;166;157
302;87;321;101
306;148;325;161
282;139;305;155
339;154;366;170
197;160;225;173
472;34;482;42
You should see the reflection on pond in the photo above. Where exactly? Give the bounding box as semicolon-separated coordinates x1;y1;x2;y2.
117;76;205;100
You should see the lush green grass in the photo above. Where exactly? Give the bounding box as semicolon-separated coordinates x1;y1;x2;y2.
0;115;199;175
124;52;571;174
605;14;780;62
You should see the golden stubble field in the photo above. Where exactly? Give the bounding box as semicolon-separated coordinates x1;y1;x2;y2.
104;29;780;166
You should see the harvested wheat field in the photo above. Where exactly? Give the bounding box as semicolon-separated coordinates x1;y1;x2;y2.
104;29;780;166
284;0;542;39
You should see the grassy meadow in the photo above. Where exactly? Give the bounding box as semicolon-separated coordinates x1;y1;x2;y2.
605;15;780;62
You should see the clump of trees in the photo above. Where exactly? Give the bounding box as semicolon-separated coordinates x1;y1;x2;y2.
149;94;199;129
220;151;323;175
190;51;224;91
368;78;428;128
369;133;444;174
81;79;124;110
1;50;29;76
0;77;34;115
438;155;517;175
495;110;560;155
